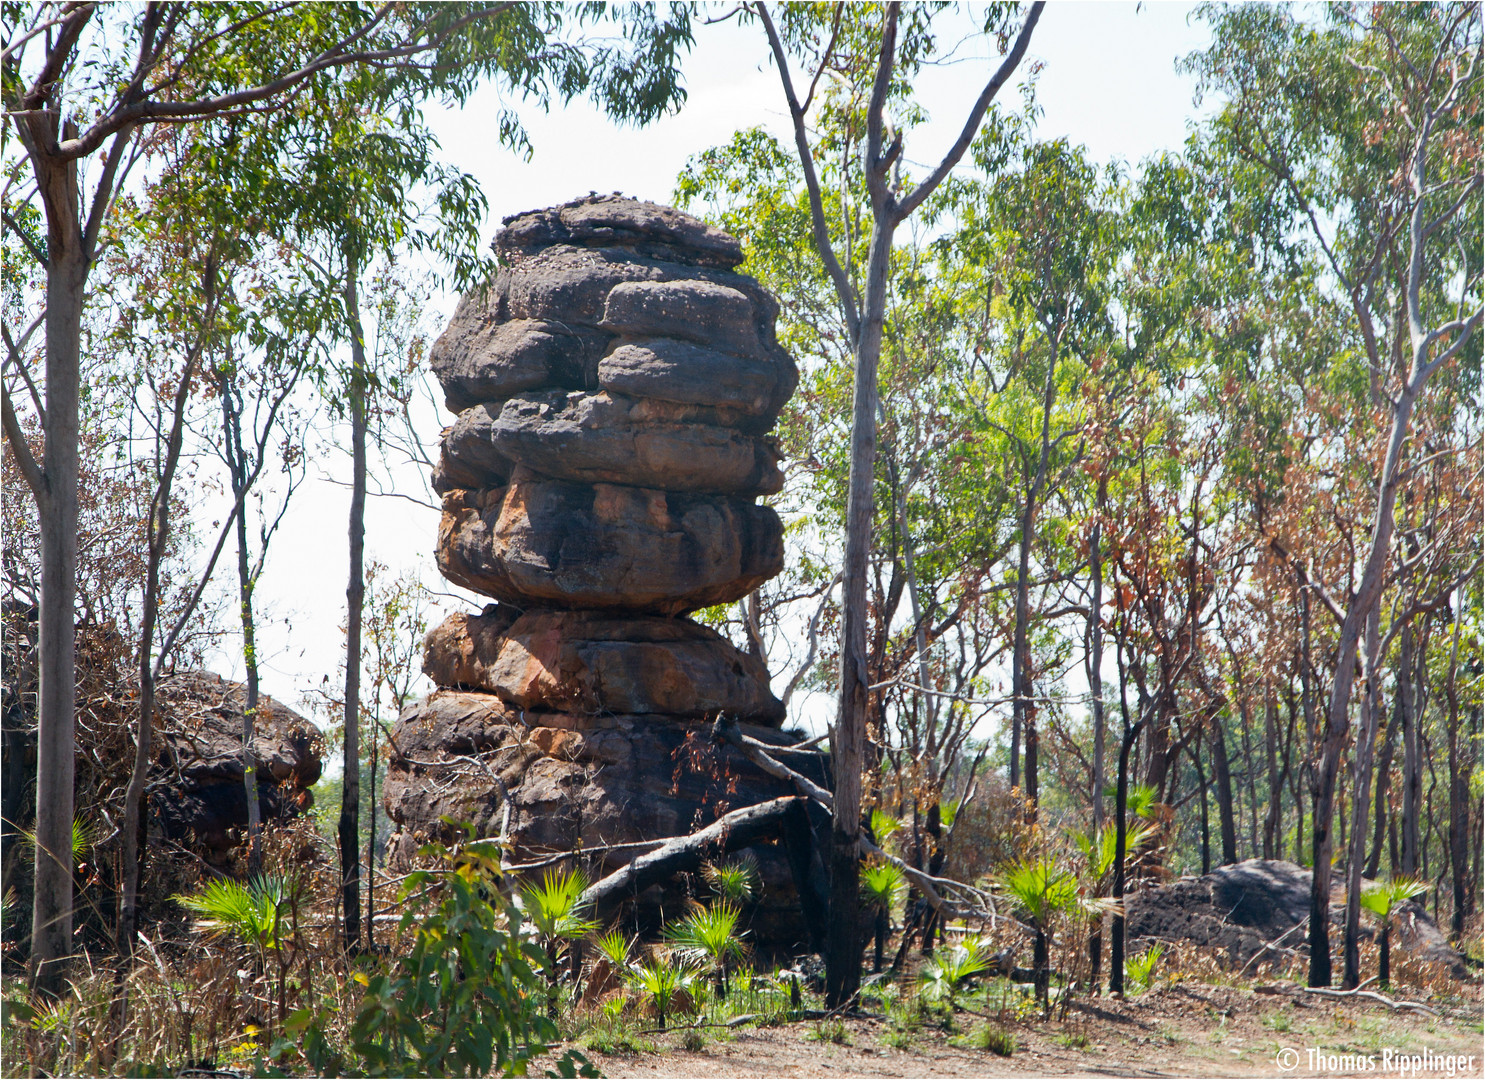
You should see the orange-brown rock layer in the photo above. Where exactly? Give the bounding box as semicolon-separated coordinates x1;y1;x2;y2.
423;608;785;724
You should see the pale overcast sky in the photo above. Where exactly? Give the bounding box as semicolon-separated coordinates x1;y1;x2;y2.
235;3;1216;734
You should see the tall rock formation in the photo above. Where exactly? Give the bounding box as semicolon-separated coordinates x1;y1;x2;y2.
385;195;826;943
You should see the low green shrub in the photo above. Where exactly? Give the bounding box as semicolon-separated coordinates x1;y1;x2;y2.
339;840;597;1078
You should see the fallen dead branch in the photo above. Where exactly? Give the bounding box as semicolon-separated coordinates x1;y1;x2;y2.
578;796;803;911
1301;986;1439;1016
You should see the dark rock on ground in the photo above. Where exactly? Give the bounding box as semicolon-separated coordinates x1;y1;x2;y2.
422;608;785;724
1126;858;1468;977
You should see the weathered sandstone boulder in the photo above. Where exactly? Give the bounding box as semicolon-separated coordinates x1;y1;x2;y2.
151;672;324;862
423;608;785;724
599;279;762;354
427;196;797;425
398;196;820;945
435;392;784;495
437;478;784;615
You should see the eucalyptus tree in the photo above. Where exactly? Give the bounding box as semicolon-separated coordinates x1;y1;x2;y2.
213;305;318;874
102;165;239;966
676;110;1036;973
942;133;1118;811
1191;2;1482;989
739;0;1043;1005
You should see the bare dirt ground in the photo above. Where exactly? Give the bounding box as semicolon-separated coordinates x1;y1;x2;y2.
584;982;1485;1079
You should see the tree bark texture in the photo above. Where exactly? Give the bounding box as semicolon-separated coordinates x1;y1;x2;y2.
340;263;368;954
1342;609;1383;989
31;246;84;996
1209;714;1238;866
220;372;264;870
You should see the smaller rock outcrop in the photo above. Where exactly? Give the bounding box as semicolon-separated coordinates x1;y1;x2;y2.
151;671;325;863
1126;859;1468;977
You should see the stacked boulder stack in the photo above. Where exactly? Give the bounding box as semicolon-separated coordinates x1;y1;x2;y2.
385;195;824;941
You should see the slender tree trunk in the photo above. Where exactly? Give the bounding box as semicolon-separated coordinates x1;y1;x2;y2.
1471;690;1482;921
1191;735;1211;876
116;256;221;995
919;803;944;957
1263;688;1280;860
1293;783;1305;865
1303;71;1475;984
1308;371;1426;986
1003;499;1027;796
1444;600;1467;938
826;206;893;1010
339;259;368;954
1088;512;1106;830
1111;717;1145;997
1;117;90;999
1239;698;1261;858
1366;700;1401;878
1014;334;1061;813
1033;926;1049;1007
12;103;141;997
754;0;1042;1007
1110;630;1144;997
1399;624;1423;875
1342;609;1384;989
219;372;264;871
366;726;377;949
1209;714;1238;866
1088;919;1103;994
29;248;85;997
118;385;188;962
1010;498;1031;793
